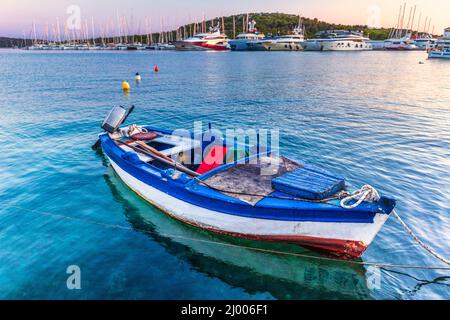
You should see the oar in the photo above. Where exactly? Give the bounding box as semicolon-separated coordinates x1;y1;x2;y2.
134;141;175;163
125;142;200;177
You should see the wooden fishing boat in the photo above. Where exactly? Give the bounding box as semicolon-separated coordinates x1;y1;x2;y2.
95;106;396;259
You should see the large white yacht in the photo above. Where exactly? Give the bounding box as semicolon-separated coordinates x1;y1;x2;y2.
303;30;372;51
229;20;265;51
384;33;417;50
428;27;450;59
261;18;305;51
173;25;230;51
413;34;437;50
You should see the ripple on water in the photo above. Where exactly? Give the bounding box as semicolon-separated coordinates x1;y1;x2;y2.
0;50;449;300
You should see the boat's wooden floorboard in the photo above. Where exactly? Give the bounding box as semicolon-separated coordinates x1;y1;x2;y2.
204;157;300;205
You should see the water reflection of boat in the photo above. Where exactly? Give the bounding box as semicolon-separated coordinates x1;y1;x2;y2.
103;168;373;300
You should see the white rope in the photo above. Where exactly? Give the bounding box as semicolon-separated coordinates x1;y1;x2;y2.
340;185;449;266
392;210;450;266
127;124;148;136
340;185;381;209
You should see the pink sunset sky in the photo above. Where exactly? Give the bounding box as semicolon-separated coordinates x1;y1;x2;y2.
1;0;449;37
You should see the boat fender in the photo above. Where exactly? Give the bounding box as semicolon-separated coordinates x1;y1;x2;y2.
122;152;142;165
154;65;159;73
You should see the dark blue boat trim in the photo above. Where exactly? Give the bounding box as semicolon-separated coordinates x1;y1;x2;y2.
100;132;391;223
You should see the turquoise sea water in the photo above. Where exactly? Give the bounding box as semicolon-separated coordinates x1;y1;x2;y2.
0;49;449;300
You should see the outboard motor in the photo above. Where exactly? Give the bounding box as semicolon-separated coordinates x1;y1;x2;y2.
101;105;134;133
92;105;135;151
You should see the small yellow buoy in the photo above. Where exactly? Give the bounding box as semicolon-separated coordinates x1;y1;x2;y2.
122;81;130;91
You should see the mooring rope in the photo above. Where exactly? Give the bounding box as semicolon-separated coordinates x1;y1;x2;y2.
3;205;450;271
392;210;450;266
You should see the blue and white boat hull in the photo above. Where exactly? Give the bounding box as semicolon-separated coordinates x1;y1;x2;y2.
100;130;395;259
428;50;450;59
229;39;252;51
108;156;390;258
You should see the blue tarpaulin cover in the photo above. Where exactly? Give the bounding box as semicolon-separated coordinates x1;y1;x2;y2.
272;165;345;200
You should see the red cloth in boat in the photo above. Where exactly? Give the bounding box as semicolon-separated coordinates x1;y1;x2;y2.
197;145;227;174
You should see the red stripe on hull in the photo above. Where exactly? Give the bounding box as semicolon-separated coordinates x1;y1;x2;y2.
175;41;229;51
204;228;368;259
161;210;367;259
197;43;230;51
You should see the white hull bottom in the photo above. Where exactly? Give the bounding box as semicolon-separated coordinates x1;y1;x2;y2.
108;157;389;257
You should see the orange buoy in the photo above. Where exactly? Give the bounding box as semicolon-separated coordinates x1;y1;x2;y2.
154;65;159;73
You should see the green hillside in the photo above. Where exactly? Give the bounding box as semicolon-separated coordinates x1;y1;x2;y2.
0;37;29;48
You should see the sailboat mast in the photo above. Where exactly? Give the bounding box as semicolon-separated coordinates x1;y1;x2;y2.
56;17;62;44
51;23;56;44
399;3;406;38
131;14;135;44
410;5;416;35
145;18;149;45
405;6;412;35
232;16;236;39
116;10;122;44
149;18;153;44
91;17;96;45
221;16;224;34
246;14;249;33
390;5;401;39
202;14;206;33
416;13;422;37
33;22;37;45
45;23;49;44
84;20;90;45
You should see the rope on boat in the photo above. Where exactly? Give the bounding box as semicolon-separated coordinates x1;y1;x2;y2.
4;205;450;271
340;185;380;209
